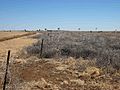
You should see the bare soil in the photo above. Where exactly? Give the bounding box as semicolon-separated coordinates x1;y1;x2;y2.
0;32;38;59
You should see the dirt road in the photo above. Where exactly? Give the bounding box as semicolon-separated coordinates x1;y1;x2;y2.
0;32;38;58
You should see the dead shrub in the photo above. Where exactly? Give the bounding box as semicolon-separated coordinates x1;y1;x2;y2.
24;31;120;70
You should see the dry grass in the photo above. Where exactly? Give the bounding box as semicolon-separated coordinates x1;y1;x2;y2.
0;32;36;42
16;31;120;90
0;32;27;39
0;57;118;90
0;31;120;90
25;31;120;70
0;32;38;58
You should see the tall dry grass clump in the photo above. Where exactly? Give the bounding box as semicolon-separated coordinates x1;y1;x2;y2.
23;31;120;71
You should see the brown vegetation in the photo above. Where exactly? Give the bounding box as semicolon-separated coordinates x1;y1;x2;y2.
0;32;36;42
0;31;120;90
0;32;38;57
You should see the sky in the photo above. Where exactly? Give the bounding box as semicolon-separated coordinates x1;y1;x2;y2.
0;0;120;31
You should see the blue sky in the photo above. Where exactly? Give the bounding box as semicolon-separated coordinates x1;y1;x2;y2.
0;0;120;31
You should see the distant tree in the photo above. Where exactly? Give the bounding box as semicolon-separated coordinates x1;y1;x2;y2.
57;28;60;30
36;29;40;32
24;29;27;32
45;28;47;31
95;27;98;30
78;28;80;30
90;31;92;33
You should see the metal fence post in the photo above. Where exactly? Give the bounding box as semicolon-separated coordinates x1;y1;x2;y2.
40;39;44;58
3;50;11;90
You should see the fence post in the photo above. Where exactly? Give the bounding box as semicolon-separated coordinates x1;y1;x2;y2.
3;50;11;90
40;39;44;58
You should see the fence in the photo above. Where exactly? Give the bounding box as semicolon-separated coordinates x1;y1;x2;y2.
3;50;11;90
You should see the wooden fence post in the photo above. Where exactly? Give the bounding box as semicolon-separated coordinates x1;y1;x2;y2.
3;50;11;90
40;39;44;58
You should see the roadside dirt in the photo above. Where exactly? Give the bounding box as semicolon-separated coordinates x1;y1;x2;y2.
0;33;38;59
0;32;39;90
6;57;120;90
0;32;29;39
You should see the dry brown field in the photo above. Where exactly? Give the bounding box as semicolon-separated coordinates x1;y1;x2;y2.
0;31;37;58
0;31;120;90
0;32;27;39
